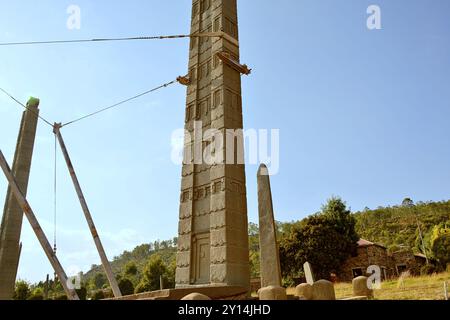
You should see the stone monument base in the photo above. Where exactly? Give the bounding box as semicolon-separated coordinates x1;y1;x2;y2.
108;285;249;301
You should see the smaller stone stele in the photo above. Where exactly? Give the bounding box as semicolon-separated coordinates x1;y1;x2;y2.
312;280;336;300
258;286;287;300
352;276;374;298
294;283;313;300
181;293;212;300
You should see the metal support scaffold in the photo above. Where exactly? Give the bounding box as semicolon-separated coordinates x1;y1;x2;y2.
53;123;122;298
0;149;79;300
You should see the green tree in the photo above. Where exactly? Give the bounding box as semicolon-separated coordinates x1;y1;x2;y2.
118;278;135;296
28;287;44;300
124;262;138;277
76;286;88;300
430;223;450;269
91;289;105;300
92;272;107;289
135;254;171;293
402;198;414;207
279;198;359;281
248;222;260;278
13;280;31;300
322;197;359;256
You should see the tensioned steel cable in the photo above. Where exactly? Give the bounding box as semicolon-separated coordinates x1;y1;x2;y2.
61;79;177;127
0;87;53;127
0;34;216;47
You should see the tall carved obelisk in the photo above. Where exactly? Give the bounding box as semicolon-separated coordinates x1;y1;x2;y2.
0;98;40;299
176;0;250;289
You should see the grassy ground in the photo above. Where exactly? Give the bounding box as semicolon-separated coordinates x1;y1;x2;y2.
287;272;450;300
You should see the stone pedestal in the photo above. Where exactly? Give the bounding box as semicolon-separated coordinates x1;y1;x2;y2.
312;280;336;300
181;293;211;300
295;283;313;300
258;286;287;300
352;276;373;298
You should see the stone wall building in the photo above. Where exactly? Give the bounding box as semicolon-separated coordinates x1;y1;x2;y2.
338;239;427;282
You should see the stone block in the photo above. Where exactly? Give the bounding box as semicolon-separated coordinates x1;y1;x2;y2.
181;293;211;300
312;280;336;300
295;283;313;300
352;276;373;298
258;286;287;300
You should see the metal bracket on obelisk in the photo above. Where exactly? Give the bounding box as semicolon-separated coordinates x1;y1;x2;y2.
304;261;315;285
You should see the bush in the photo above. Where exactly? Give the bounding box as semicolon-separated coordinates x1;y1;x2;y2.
124;262;138;277
54;294;68;300
134;280;151;294
76;287;87;300
118;278;134;296
420;264;437;275
91;290;105;300
13;280;31;300
135;254;173;293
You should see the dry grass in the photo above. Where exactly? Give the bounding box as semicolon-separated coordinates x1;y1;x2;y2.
287;272;450;300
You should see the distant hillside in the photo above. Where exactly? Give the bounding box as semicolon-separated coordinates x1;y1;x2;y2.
83;239;177;285
81;200;450;286
353;200;450;253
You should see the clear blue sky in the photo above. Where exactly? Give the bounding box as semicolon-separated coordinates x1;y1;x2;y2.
1;0;449;282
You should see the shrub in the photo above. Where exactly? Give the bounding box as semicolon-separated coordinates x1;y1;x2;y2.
13;280;31;300
118;278;134;296
91;289;105;300
420;264;437;275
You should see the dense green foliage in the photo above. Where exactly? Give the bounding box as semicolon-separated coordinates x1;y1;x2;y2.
354;199;450;255
430;223;450;268
134;254;175;293
279;198;358;282
14;198;449;299
117;277;135;296
14;280;31;300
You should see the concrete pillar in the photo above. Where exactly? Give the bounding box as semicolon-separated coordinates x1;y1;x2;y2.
0;97;40;300
257;164;282;288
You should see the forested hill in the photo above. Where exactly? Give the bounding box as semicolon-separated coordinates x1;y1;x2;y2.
353;199;450;253
82;200;450;285
83;239;177;286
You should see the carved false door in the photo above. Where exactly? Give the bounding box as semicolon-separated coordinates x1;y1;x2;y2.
192;233;210;284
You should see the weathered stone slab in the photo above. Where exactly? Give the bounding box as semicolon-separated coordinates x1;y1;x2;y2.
303;261;315;285
340;296;369;300
181;293;211;300
352;276;373;298
295;283;313;300
257;164;282;288
258;286;287;300
109;285;248;301
312;280;336;300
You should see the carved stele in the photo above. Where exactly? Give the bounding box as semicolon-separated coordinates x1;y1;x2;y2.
257;164;282;288
303;261;315;285
175;0;250;290
0;98;40;299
